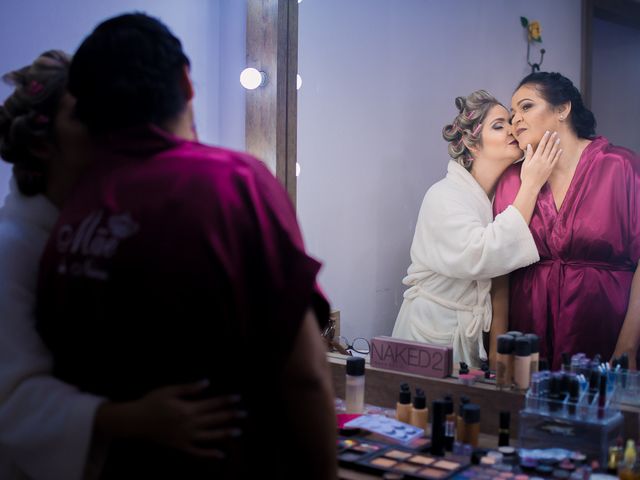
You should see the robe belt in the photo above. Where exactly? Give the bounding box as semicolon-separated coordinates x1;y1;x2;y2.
404;283;492;347
538;259;635;272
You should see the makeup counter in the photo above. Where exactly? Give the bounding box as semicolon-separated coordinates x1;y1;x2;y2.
327;335;640;480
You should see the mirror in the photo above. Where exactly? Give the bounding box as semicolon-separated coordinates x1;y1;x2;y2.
297;0;639;384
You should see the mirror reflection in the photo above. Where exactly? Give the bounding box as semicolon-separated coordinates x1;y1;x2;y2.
298;1;640;372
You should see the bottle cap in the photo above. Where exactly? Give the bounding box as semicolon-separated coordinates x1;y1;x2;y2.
346;356;365;376
524;334;540;353
443;394;454;415
497;335;515;354
413;388;426;409
459;395;470;416
463;403;480;424
500;411;511;429
514;337;531;356
399;384;411;404
506;331;523;338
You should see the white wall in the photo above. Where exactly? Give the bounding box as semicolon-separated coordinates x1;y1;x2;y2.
297;0;583;343
591;18;640;154
0;0;245;202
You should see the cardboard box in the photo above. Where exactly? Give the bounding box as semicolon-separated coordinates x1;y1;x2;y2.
370;336;453;378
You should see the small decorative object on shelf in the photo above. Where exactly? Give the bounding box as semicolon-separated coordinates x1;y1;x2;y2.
520;16;546;73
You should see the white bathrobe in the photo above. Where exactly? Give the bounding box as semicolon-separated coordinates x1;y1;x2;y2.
0;179;104;480
392;161;539;368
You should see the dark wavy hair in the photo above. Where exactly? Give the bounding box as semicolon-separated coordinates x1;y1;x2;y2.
517;72;596;139
68;12;191;134
0;50;71;196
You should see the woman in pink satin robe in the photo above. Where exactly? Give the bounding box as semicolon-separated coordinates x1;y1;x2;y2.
493;72;640;370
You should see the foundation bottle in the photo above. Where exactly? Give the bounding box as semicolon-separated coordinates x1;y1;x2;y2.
462;404;481;447
525;333;540;375
514;336;532;391
496;335;514;390
410;388;428;430
345;356;365;413
456;395;470;442
396;383;412;423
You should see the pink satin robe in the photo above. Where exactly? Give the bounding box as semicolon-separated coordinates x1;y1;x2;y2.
494;137;640;369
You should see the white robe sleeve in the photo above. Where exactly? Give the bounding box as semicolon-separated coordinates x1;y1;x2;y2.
411;186;539;281
0;230;105;480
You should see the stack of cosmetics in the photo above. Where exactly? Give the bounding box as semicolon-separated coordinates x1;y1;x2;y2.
519;353;626;465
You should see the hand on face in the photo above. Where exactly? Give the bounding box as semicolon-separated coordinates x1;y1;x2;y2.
519;130;562;191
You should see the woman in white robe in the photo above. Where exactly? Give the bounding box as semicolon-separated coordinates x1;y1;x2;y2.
0;51;243;479
392;90;562;368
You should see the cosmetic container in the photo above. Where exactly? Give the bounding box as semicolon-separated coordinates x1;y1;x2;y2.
410;388;428;430
514;336;531;390
525;333;540;375
396;383;412;423
431;400;447;456
462;404;480;448
346;356;365;413
496;334;514;390
456;395;470;442
443;394;455;451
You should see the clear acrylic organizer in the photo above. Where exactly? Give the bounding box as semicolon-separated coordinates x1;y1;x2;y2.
519;371;624;465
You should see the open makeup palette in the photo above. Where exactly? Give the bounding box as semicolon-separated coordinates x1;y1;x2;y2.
338;437;468;479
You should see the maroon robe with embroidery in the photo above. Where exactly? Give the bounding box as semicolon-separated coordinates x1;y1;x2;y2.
36;125;329;479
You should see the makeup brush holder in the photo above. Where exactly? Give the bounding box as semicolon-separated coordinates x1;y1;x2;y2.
610;370;640;406
519;388;623;465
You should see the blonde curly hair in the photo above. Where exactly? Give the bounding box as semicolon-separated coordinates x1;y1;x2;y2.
442;90;501;170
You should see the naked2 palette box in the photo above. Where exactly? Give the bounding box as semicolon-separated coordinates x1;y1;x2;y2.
337;437;468;479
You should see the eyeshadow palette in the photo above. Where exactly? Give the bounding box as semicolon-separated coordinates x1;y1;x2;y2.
337;437;468;479
344;414;425;444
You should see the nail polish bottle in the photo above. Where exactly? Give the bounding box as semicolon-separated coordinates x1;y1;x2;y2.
496;335;514;390
462;404;481;448
410;388;428;430
396;383;412;423
525;333;540;375
431;400;447;456
456;395;470;442
345;356;365;413
514;336;532;390
443;395;455;451
498;411;510;447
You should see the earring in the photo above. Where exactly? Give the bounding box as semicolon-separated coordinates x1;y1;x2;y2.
559;115;565;120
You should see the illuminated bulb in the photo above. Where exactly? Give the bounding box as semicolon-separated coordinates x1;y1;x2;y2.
240;68;265;90
296;162;301;177
298;0;303;3
296;74;302;90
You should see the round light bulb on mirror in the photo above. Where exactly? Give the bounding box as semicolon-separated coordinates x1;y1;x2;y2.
296;74;302;90
296;162;301;177
240;68;266;90
298;0;303;3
